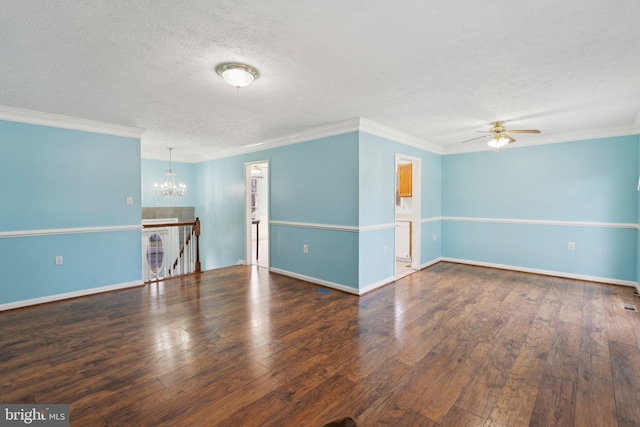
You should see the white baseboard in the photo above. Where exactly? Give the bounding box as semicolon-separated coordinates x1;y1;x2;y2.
420;257;444;270
359;276;396;295
0;280;144;312
441;257;638;288
269;267;360;295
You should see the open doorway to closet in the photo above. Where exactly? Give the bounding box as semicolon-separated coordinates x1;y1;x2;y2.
245;161;269;268
395;154;421;279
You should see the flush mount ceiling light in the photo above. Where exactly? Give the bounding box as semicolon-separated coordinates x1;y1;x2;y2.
216;63;259;89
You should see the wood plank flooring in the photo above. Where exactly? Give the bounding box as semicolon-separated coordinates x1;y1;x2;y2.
1;262;640;426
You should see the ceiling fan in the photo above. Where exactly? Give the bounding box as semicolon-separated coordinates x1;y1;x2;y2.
461;121;541;150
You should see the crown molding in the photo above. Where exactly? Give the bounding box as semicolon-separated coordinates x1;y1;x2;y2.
198;118;362;162
443;119;640;155
191;117;443;162
358;118;444;155
0;105;146;139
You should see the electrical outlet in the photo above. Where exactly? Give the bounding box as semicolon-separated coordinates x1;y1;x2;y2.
303;244;308;253
568;242;575;251
55;256;63;265
383;246;387;255
126;196;133;205
433;234;437;241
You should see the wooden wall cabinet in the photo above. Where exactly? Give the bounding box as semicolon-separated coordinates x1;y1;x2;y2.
398;163;412;197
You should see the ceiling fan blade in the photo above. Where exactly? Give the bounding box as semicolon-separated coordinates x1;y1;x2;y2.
476;131;490;133
507;129;540;134
460;135;489;144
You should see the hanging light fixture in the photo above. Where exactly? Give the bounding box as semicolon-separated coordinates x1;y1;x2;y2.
154;148;187;201
216;63;259;89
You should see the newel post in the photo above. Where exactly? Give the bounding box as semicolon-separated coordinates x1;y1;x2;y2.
194;217;201;272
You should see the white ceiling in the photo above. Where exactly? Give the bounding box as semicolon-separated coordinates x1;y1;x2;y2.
1;0;639;162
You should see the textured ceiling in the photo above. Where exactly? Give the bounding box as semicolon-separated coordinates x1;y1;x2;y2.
1;0;639;161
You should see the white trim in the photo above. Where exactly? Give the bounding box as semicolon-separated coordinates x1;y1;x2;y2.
420;257;444;270
636;283;640;296
0;280;144;312
443;124;640;155
269;267;359;295
199;118;361;162
245;160;270;266
193;117;443;162
360;118;443;154
421;217;443;223
0;224;142;239
269;220;395;232
267;217;636;233
442;216;637;229
359;276;396;295
270;220;359;232
441;257;637;288
360;223;396;232
0;105;145;138
395;153;422;272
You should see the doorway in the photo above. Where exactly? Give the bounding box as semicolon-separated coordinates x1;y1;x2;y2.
395;154;421;279
245;161;269;268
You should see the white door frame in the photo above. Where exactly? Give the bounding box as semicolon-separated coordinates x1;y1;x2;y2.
244;160;270;266
395;154;421;272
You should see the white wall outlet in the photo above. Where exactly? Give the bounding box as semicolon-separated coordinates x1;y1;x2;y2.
383;246;387;255
568;242;575;251
303;244;308;253
126;196;133;205
433;234;437;241
55;256;63;265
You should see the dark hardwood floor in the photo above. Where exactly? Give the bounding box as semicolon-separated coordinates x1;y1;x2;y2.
2;262;640;426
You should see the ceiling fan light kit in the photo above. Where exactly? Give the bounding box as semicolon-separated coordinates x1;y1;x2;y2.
487;136;510;151
216;63;259;89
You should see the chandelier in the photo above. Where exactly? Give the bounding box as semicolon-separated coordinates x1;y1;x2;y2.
154;148;186;201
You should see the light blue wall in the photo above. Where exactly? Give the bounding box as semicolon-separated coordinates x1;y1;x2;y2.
636;135;640;285
3;121;141;230
269;132;359;226
141;158;198;207
194;130;443;292
358;132;443;287
195;154;247;268
0;120;142;305
358;133;395;227
443;135;639;282
195;132;362;289
443;136;638;222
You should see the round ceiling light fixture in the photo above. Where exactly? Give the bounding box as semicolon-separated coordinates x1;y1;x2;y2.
216;63;259;89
